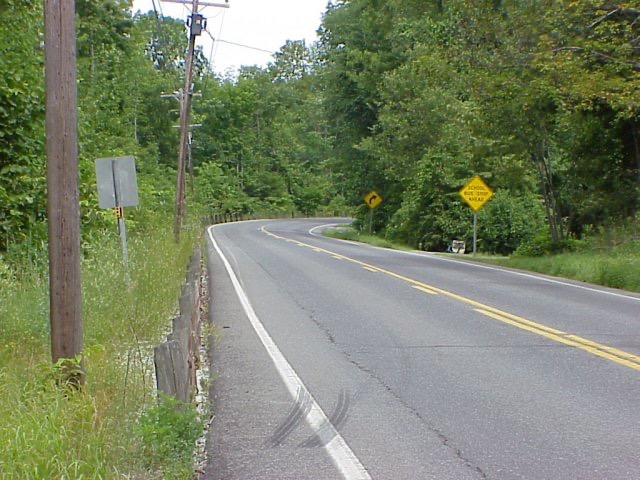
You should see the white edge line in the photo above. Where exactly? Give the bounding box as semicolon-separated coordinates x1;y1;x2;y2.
309;223;349;237
207;225;371;480
403;249;640;302
307;224;640;303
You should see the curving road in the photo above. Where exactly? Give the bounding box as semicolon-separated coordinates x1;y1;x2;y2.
204;218;640;480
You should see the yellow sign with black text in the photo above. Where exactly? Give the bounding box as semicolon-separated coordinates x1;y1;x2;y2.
459;176;494;212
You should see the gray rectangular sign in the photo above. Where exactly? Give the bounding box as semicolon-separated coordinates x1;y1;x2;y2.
95;156;139;208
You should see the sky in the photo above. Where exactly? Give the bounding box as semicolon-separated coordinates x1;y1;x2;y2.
131;0;329;76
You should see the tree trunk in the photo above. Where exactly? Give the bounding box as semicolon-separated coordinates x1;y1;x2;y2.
532;144;563;244
630;118;640;233
630;118;640;187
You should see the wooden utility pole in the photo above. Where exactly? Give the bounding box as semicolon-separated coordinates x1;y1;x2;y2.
44;0;83;377
165;0;229;240
173;0;196;241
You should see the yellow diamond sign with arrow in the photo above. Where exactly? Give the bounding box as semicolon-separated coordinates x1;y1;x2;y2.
459;176;494;212
364;191;382;209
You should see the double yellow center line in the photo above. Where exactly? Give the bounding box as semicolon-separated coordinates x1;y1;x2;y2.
262;225;640;372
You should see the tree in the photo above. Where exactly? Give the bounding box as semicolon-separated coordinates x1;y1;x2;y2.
318;0;402;208
0;0;45;251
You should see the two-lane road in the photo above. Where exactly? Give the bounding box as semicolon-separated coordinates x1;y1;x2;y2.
205;218;640;479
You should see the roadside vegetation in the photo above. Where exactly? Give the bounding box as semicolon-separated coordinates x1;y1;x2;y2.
325;224;640;293
2;0;640;476
3;1;639;259
0;215;202;478
486;225;640;292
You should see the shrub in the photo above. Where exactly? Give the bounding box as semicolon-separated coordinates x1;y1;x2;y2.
513;232;581;258
478;190;545;255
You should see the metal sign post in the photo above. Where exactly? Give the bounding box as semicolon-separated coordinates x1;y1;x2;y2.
473;212;478;255
114;206;129;274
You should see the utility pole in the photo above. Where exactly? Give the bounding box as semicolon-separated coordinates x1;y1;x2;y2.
162;91;201;195
44;0;83;380
164;0;229;240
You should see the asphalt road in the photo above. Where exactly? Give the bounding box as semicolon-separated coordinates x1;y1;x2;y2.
204;218;640;480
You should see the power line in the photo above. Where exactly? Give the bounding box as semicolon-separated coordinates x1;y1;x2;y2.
204;9;226;66
212;9;226;64
204;30;274;54
217;38;275;54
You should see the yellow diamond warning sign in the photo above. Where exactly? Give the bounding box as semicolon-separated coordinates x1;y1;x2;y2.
459;176;494;212
364;191;382;209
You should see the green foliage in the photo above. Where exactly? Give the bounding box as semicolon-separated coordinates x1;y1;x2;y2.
0;368;110;478
138;395;203;478
514;234;579;258
478;190;545;255
317;0;640;252
324;193;351;217
385;147;472;250
324;226;401;250
76;0;134;58
3;0;640;259
0;0;46;251
0;217;201;478
0;2;187;256
487;240;640;293
318;0;404;205
193;50;337;217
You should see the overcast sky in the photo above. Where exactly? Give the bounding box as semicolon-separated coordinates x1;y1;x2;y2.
131;0;329;76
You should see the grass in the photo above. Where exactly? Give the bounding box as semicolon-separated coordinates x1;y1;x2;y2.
323;226;409;250
0;216;202;479
324;225;640;293
473;250;640;292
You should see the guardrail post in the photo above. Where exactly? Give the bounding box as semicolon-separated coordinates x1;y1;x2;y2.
153;245;202;403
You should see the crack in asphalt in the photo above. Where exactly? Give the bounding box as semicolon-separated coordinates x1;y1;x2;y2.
344;353;489;480
232;235;487;476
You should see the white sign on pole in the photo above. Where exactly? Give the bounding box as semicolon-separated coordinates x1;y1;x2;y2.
95;156;139;208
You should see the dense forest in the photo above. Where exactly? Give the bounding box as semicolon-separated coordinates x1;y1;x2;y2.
1;0;639;260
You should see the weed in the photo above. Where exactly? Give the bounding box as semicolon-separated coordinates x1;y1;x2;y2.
138;395;203;479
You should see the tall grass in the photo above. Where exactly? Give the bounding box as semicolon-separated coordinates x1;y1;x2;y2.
0;216;200;478
485;224;640;292
485;250;640;292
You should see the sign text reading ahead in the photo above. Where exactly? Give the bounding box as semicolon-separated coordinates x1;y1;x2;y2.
459;176;494;212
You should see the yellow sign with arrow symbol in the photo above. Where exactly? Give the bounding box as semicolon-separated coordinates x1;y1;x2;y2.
364;191;382;209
